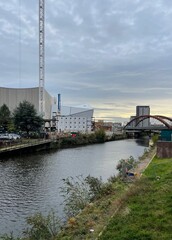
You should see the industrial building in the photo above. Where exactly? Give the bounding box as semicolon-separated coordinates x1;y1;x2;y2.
129;116;137;127
136;106;150;127
0;87;56;119
55;105;94;133
0;87;94;133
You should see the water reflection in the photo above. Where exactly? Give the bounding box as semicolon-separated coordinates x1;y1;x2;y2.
135;138;149;147
0;139;148;236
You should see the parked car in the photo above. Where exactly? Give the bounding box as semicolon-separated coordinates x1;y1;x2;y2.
0;133;21;140
0;133;13;140
9;133;21;140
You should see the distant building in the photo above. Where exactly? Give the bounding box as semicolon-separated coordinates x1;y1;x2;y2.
129;116;137;127
113;122;122;132
0;87;56;119
136;106;150;127
55;105;94;133
0;87;95;133
57;116;91;133
95;120;113;132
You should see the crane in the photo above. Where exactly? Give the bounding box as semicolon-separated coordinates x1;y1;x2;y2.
39;0;45;116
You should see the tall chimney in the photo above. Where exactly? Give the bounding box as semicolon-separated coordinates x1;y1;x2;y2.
58;93;61;114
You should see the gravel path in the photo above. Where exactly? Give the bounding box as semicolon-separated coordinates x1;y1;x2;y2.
134;147;156;178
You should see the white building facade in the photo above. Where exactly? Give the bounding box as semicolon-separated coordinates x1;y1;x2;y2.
55;105;94;133
57;116;92;133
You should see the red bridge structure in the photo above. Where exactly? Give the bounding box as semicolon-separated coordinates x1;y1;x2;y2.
124;115;172;131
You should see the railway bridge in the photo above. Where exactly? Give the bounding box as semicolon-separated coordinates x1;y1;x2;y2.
123;115;172;135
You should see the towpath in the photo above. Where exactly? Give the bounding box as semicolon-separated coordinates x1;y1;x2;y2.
134;146;157;177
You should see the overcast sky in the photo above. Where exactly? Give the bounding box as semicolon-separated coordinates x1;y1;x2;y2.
0;0;172;121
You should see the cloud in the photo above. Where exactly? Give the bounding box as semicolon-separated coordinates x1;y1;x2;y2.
0;0;172;119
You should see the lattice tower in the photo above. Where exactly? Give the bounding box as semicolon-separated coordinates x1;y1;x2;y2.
39;0;45;116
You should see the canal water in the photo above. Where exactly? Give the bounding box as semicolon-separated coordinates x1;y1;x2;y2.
0;139;148;236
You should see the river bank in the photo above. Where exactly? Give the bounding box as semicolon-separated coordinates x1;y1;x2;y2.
0;139;149;238
53;145;172;240
56;146;157;240
1;145;156;240
0;132;126;157
99;152;172;240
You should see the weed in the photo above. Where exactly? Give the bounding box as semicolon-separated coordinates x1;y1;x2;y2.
23;210;62;240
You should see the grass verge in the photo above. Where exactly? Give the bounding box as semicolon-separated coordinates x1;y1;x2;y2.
99;157;172;240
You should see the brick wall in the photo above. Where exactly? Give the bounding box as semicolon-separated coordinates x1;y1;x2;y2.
157;141;172;158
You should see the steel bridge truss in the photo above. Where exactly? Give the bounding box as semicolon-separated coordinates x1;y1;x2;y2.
124;115;172;130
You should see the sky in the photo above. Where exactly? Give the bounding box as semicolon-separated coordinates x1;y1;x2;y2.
0;0;172;121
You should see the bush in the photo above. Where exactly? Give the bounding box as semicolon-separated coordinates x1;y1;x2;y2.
60;175;91;217
95;129;106;143
85;175;104;200
60;175;111;217
0;233;20;240
23;211;62;240
151;134;159;144
116;156;137;180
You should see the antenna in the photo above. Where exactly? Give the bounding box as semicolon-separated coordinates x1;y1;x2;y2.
39;0;45;116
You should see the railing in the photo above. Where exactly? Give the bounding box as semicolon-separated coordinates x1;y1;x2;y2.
0;138;52;153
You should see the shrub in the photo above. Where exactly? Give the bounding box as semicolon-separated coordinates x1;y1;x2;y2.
85;175;104;200
95;129;106;143
151;134;159;144
60;175;91;217
23;210;62;240
116;156;137;180
0;233;19;240
60;175;111;217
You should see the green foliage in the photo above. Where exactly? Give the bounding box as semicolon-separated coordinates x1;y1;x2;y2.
60;132;102;147
13;101;43;135
0;104;11;131
107;174;118;183
116;156;137;179
95;129;106;142
23;211;61;240
0;232;20;240
85;175;104;199
60;175;107;217
151;133;159;144
7;120;16;133
60;175;91;217
87;132;97;143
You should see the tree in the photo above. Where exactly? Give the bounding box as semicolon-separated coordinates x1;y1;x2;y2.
95;128;106;143
13;101;43;136
0;104;11;131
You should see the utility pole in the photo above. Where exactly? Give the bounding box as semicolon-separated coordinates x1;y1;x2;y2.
39;0;45;116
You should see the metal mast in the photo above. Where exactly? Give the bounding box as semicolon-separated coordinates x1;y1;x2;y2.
39;0;45;116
